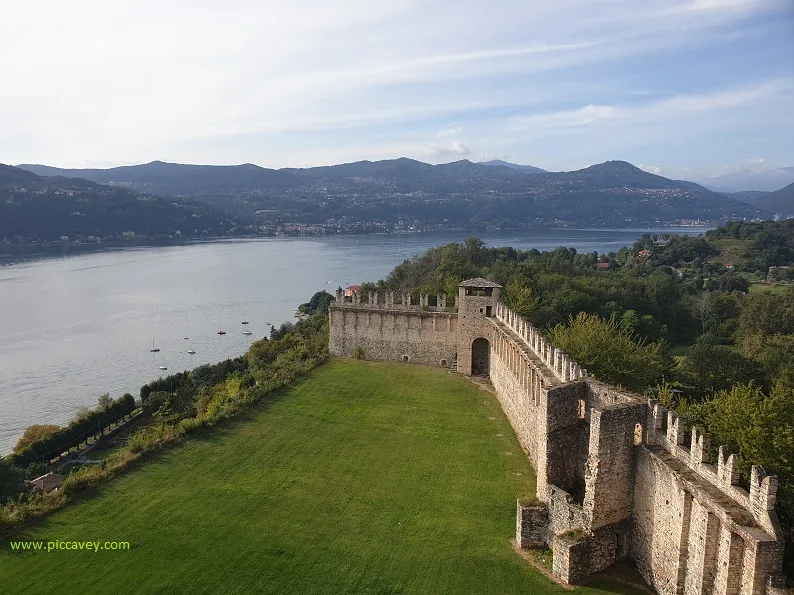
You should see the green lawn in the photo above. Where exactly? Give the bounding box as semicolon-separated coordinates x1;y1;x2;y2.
2;360;643;595
749;282;791;295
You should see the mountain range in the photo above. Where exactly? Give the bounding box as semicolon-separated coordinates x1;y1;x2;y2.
7;158;789;239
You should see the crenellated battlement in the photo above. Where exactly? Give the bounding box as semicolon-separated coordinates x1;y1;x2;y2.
494;302;588;383
333;288;456;312
645;400;782;541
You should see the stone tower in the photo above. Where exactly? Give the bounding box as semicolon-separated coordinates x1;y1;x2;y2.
456;278;502;377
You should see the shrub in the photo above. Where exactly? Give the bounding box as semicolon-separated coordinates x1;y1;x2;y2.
550;312;671;392
354;346;365;360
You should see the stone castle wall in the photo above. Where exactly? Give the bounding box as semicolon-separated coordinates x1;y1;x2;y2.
329;281;787;594
329;291;457;366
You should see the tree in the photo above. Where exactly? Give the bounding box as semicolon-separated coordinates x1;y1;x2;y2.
70;406;92;424
549;312;671;392
503;280;538;318
308;291;334;314
143;391;173;416
738;292;794;339
12;424;60;454
154;400;176;431
97;393;113;411
678;339;760;398
0;459;26;504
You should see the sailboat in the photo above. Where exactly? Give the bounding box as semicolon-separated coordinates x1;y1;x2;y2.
187;343;196;354
150;339;160;353
217;322;226;335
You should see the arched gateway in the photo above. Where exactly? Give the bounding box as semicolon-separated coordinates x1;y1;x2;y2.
471;337;490;376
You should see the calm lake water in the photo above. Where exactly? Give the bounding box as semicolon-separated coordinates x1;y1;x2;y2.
0;228;707;454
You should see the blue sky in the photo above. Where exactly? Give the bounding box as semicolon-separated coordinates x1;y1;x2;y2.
1;0;793;182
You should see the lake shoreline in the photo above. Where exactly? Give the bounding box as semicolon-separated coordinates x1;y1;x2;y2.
0;227;712;454
0;225;711;268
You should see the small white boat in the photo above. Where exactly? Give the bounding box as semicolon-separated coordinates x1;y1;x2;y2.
243;331;252;335
159;365;168;370
187;349;196;354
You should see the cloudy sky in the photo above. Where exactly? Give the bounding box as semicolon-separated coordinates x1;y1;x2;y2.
1;0;793;180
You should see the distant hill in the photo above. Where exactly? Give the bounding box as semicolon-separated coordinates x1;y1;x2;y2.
721;190;771;203
16;158;768;228
19;160;295;197
747;182;794;218
697;166;794;192
0;164;242;242
478;159;547;174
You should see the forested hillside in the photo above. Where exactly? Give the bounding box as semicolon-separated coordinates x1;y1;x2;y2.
0;165;243;242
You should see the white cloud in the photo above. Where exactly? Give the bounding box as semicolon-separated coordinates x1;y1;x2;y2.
639;164;664;175
425;141;471;159
506;80;791;134
686;0;783;12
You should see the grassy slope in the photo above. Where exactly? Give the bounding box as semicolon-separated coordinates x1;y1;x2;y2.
708;238;752;266
2;360;642;595
749;283;791;295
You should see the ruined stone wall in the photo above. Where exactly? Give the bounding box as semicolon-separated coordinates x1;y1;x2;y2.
488;325;548;480
583;403;645;531
632;446;695;595
552;521;631;584
630;403;787;595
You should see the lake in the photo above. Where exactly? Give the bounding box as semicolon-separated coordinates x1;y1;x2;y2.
0;228;708;454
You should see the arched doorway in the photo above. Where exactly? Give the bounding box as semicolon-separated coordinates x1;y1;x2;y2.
471;338;490;376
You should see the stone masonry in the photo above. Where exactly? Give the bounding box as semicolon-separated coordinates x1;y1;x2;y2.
329;279;788;594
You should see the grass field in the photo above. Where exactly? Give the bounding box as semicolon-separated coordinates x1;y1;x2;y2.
749;282;792;295
709;238;752;266
2;360;644;595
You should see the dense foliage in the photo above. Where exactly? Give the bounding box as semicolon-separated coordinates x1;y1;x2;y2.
12;425;60;454
5;394;136;472
0;165;242;242
549;313;670;392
